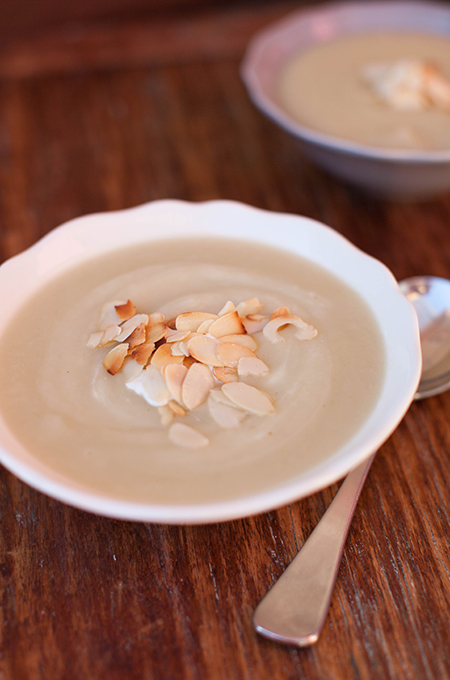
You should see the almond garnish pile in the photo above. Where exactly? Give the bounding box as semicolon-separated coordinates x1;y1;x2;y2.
87;297;318;448
362;60;450;112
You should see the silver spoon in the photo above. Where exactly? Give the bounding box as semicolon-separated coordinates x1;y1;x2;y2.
254;275;450;647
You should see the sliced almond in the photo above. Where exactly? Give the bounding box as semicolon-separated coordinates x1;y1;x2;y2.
87;331;104;349
165;329;191;343
97;300;126;331
103;343;129;375
216;342;256;368
150;343;185;367
182;362;215;411
168;400;187;416
127;323;146;349
146;322;168;344
121;358;144;383
271;306;290;320
222;382;275;416
168;422;209;449
263;315;318;344
183;356;196;369
170;340;191;357
196;319;216;334
236;298;262;317
208;396;246;428
208;311;245;338
115;299;136;322
219;334;258;351
128;365;170;406
187;334;224;367
148;312;165;326
426;64;450;110
209;387;243;408
163;363;188;403
218;300;236;316
213;366;238;383
176;312;218;332
237;356;270;377
241;314;269;334
130;341;155;366
158;405;174;427
116;314;149;342
100;324;121;347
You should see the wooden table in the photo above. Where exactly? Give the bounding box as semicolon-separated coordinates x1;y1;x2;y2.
1;2;449;678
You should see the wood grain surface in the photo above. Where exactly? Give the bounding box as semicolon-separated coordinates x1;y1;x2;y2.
0;2;450;679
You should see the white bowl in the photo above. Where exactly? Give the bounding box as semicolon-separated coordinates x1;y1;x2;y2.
241;0;450;200
0;200;421;523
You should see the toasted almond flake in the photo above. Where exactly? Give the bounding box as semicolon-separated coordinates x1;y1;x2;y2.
127;323;147;349
87;331;104;349
196;319;216;334
97;300;126;331
176;312;218;332
146;322;168;344
187;334;224;367
168;422;209;448
163;363;188;403
222;382;275;416
237;356;270;377
219;334;258;351
216;342;256;368
218;300;236;316
241;315;269;334
168;400;187;416
103;343;129;375
150;343;185;367
148;312;165;325
263;315;318;344
271;306;290;320
213;366;238;383
116;314;149;343
128;365;170;406
209;387;243;408
208;396;246;428
166;329;191;343
115;299;136;322
100;324;121;346
426;64;450;110
130;341;155;366
170;340;191;357
236;298;262;317
121;358;144;383
208;311;245;338
183;356;196;369
182;362;215;411
158;405;174;427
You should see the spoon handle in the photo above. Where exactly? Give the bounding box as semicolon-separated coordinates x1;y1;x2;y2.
253;452;376;646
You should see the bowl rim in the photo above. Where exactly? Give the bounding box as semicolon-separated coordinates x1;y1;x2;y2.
0;199;422;523
241;0;450;162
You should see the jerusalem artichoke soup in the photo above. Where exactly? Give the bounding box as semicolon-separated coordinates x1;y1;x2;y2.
0;235;385;507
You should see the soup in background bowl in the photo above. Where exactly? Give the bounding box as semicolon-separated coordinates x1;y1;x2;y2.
0;200;421;523
241;1;450;199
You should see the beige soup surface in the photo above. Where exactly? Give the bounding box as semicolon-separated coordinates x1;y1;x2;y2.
278;32;450;150
0;238;385;505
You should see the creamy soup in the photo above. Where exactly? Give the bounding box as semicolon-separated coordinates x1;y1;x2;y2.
278;32;450;150
0;238;385;505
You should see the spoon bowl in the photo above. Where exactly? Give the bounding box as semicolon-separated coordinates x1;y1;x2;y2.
400;276;450;399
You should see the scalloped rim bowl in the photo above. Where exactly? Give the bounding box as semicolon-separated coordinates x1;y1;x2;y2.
241;1;450;198
0;200;421;523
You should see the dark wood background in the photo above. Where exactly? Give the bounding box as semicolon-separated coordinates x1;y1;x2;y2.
0;1;450;678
